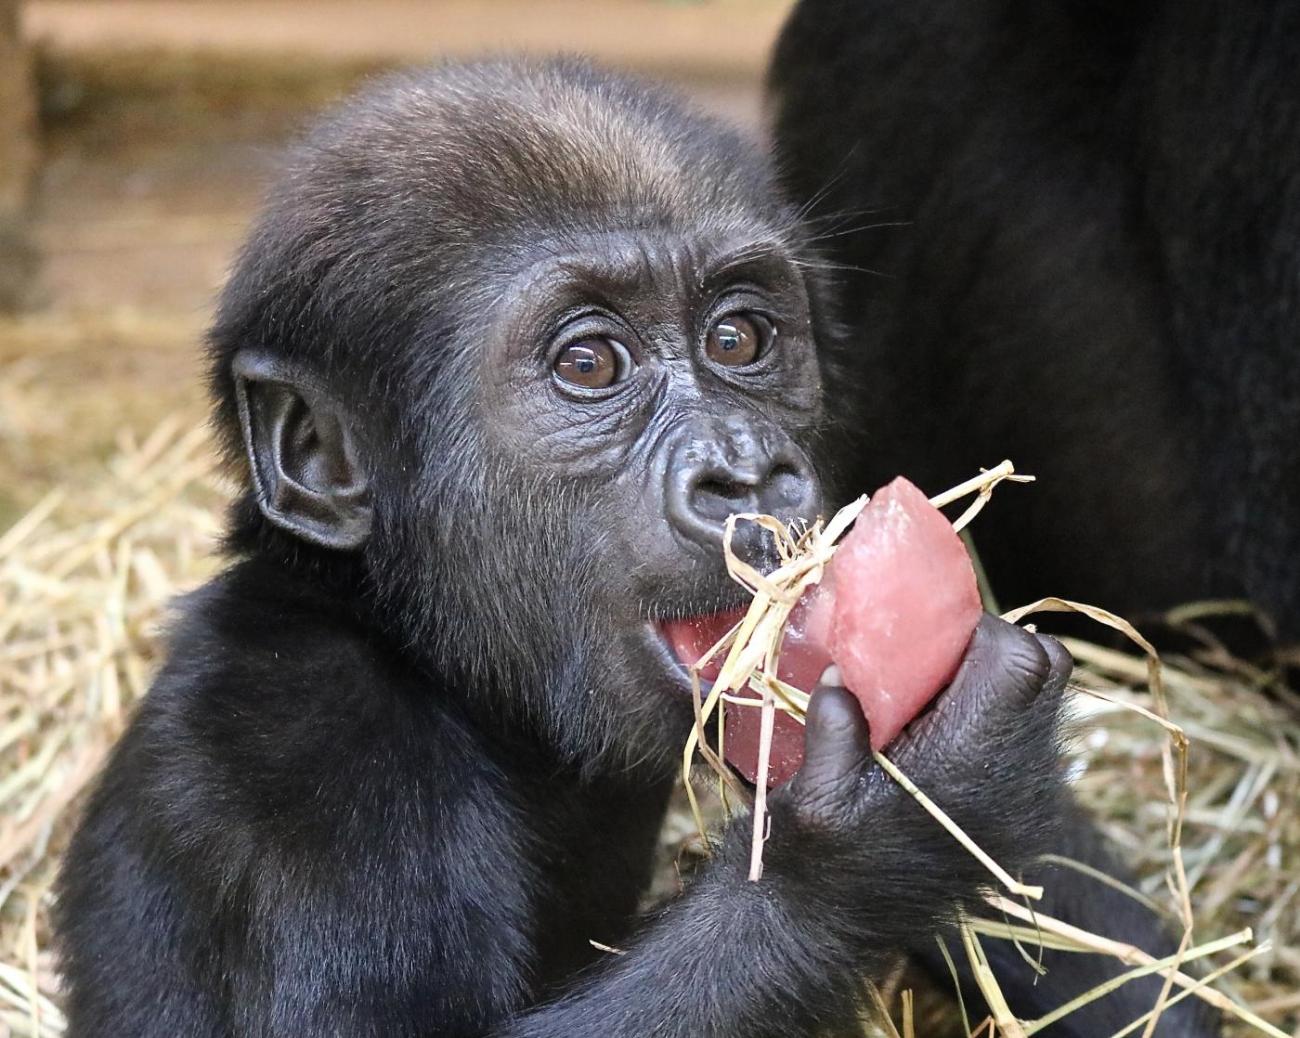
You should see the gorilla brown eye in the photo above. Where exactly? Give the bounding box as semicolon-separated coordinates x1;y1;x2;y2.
553;338;629;390
706;313;771;367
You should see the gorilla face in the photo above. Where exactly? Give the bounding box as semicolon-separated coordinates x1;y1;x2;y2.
478;230;823;766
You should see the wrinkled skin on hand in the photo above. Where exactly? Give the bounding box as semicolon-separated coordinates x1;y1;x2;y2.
745;617;1212;1037
789;616;1067;844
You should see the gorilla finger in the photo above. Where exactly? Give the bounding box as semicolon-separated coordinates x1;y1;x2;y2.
929;615;1052;731
1032;632;1073;710
788;685;873;823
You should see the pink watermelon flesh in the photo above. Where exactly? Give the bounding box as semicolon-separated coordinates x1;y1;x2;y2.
661;476;983;789
829;477;983;748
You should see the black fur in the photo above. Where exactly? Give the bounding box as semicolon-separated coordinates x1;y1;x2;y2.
56;58;1199;1037
770;0;1300;644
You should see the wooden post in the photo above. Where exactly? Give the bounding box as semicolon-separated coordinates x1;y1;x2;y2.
0;0;37;311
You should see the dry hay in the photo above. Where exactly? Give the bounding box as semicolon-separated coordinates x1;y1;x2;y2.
680;465;1298;1036
0;424;1297;1037
0;417;227;1036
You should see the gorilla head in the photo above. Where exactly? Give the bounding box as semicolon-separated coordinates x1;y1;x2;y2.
207;59;828;773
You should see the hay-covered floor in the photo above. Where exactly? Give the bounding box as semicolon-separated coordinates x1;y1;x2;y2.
1;410;1297;1036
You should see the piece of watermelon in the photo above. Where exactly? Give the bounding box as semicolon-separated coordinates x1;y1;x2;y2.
662;476;983;788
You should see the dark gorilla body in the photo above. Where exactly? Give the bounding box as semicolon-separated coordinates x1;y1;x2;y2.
57;60;1202;1037
769;0;1300;646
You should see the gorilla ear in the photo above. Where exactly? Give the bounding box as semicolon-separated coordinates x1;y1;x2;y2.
232;350;372;550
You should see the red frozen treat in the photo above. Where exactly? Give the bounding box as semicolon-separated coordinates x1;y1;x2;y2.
827;477;982;749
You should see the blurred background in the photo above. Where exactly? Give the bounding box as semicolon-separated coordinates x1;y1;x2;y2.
0;0;793;519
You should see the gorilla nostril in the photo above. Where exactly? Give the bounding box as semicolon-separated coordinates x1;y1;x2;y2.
693;477;756;519
697;477;746;499
689;460;819;529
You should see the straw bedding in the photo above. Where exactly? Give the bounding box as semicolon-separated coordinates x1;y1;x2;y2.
1;422;1296;1037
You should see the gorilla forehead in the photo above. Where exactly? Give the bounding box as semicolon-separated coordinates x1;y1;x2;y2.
208;58;801;436
283;57;789;259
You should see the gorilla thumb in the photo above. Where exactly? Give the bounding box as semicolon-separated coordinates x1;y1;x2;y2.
787;686;872;826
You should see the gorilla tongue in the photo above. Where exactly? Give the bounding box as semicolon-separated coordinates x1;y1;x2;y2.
662;477;982;789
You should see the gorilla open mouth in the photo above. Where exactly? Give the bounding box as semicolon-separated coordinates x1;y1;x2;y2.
653;605;833;787
652;598;832;698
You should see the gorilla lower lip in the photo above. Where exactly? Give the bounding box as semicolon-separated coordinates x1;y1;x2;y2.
658;606;831;692
658;609;745;683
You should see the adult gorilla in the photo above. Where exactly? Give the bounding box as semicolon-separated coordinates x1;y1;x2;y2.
770;0;1300;645
56;59;1205;1037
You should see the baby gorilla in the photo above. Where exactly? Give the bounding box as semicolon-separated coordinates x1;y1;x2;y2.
55;60;1162;1037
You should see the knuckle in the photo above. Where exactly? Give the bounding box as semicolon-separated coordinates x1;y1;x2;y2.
895;680;1065;789
961;623;1050;709
1036;633;1075;687
787;767;877;834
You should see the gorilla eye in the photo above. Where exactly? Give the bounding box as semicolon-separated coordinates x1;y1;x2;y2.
706;313;772;368
553;338;630;390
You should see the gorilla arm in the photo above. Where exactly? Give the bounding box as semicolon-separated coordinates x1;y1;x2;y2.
499;618;1069;1038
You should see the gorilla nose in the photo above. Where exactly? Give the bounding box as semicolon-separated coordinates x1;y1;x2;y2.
665;415;822;556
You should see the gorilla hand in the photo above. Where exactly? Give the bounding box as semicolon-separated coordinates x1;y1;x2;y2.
756;614;1071;962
